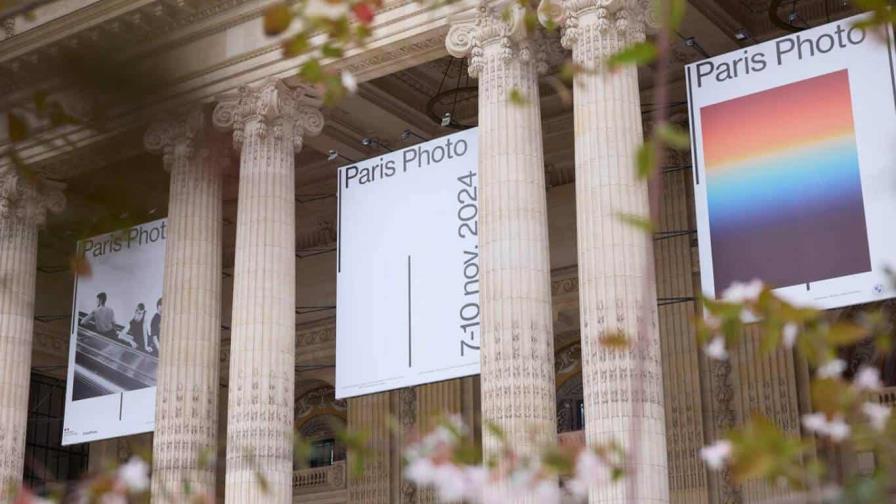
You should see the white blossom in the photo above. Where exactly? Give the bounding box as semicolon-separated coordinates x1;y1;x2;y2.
721;279;763;303
117;456;150;492
341;70;358;94
704;336;728;360
816;358;846;379
699;440;732;471
827;416;851;442
99;494;128;504
433;464;470;502
862;402;891;432
305;0;349;20
802;412;828;433
802;413;850;442
854;366;882;391
532;479;561;504
567;450;611;497
782;323;798;349
405;457;437;486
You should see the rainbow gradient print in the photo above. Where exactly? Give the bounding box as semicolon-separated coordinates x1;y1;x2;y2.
702;69;871;293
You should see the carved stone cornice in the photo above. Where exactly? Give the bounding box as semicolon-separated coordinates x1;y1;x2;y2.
212;79;324;153
0;167;65;225
446;1;548;78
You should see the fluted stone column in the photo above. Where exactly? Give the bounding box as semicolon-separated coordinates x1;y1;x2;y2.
447;3;557;460
555;1;669;502
0;171;64;501
347;392;394;503
144;110;227;501
213;80;323;503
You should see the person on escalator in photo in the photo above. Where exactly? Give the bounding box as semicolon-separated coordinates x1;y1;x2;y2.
123;303;152;354
148;297;161;355
82;292;117;337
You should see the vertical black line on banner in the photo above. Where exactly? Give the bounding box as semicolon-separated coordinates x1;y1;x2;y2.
70;273;79;334
408;255;412;368
686;66;700;185
337;168;342;273
806;283;811;291
118;393;123;420
887;23;896;112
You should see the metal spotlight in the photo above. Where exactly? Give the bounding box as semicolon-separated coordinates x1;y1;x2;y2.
360;137;392;152
327;149;339;161
441;112;452;127
734;28;750;41
401;129;426;142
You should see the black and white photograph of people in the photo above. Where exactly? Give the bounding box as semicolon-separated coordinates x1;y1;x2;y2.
80;292;161;355
150;298;161;354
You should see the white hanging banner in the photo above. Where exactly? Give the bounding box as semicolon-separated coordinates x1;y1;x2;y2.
686;14;896;309
336;128;480;399
62;219;166;445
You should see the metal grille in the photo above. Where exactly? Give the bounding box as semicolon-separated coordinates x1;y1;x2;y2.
23;373;89;494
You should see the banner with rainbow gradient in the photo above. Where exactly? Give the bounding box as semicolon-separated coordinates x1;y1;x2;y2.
687;13;896;310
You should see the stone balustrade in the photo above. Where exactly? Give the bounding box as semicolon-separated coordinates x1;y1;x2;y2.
293;461;346;496
874;386;896;407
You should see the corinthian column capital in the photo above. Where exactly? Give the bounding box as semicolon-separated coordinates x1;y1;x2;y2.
447;1;548;77
144;109;232;175
0;168;65;226
539;0;647;54
211;79;324;153
144;109;205;170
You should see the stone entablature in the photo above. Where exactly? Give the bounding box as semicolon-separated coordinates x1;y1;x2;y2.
0;0;480;178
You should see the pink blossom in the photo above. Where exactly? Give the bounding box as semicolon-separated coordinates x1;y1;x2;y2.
781;323;798;349
862;402;891;432
704;336;728;360
802;413;850;442
721;279;763;303
117;456;149;492
816;359;846;379
699;440;732;470
854;366;882;391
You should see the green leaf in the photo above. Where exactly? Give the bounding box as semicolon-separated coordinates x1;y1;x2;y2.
607;41;657;70
354;24;372;40
282;34;310;57
255;471;270;494
33;91;48;113
617;213;654;234
263;4;293;36
47;101;77;127
825;322;868;347
599;331;630;350
656;122;691;150
508;88;529;105
7;112;28;142
811;378;853;415
321;43;344;59
523;10;538;33
665;0;687;30
636;140;656;180
483;420;507;443
299;60;324;83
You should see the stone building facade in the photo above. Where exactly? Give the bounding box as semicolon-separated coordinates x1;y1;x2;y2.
0;1;892;503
